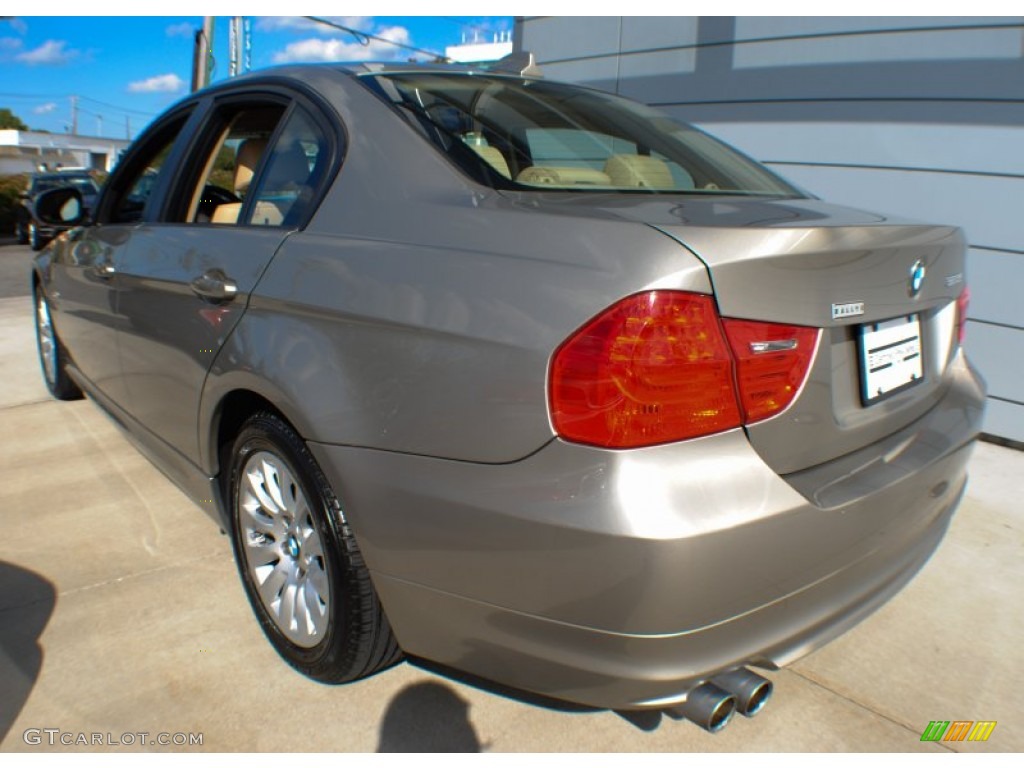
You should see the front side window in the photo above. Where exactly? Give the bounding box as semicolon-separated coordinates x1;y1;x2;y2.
107;115;190;224
360;72;799;196
176;102;327;228
182;104;287;224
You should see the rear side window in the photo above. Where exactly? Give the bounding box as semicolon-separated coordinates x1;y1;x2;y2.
247;107;328;228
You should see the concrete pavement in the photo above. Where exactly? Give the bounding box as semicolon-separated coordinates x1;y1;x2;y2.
0;258;1021;751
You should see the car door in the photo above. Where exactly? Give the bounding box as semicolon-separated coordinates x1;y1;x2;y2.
114;95;334;462
47;109;194;407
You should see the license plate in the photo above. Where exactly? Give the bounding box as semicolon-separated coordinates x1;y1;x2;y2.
858;314;924;405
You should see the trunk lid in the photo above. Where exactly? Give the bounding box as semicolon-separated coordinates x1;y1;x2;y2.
646;197;966;474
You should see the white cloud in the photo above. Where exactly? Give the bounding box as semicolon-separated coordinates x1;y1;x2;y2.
33;102;57;115
16;39;78;65
166;22;194;38
0;37;22;50
272;26;411;64
258;16;371;34
128;73;186;94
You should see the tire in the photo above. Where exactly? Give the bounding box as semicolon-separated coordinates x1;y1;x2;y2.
226;411;401;683
28;221;44;251
34;286;84;401
15;217;28;245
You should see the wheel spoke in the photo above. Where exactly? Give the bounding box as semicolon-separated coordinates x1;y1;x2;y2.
245;538;279;568
262;458;290;512
300;578;326;635
305;562;329;604
246;465;281;515
278;575;299;634
240;500;275;534
256;559;289;606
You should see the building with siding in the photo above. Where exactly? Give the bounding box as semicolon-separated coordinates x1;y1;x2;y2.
516;16;1024;442
0;130;130;175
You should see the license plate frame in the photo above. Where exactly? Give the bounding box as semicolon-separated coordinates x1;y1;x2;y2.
858;314;924;405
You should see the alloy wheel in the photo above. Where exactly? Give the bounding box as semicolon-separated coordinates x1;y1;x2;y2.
237;450;331;648
36;292;57;387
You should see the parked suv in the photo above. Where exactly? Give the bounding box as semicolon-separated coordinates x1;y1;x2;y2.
15;171;101;250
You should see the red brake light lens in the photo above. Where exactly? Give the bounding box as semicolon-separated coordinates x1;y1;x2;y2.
549;291;820;448
721;319;820;424
956;286;970;345
549;292;741;448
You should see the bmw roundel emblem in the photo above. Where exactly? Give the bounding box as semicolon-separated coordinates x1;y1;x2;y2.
909;259;926;297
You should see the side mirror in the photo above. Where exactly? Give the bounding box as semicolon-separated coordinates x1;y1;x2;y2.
35;187;88;227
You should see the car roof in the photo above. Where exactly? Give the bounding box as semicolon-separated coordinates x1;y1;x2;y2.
199;59;542;94
33;172;92;180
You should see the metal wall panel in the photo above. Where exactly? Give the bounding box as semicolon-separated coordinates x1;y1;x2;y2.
692;122;1024;178
757;164;1019;253
963;321;1024;404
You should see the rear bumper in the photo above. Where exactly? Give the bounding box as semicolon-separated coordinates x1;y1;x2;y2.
308;352;985;710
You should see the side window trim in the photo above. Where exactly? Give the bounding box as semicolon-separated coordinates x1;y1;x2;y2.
99;79;345;231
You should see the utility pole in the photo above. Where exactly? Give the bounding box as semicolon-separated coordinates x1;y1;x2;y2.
203;17;216;86
243;17;251;73
96;114;103;136
190;16;216;92
229;16;239;77
70;95;78;135
125;115;131;140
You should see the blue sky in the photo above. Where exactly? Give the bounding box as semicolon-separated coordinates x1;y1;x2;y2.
0;15;514;139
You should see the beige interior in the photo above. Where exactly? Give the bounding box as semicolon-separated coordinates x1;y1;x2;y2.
603;154;674;188
516;166;612;187
210;202;243;224
248;201;284;227
234;138;268;194
211;138;270;225
470;145;511;178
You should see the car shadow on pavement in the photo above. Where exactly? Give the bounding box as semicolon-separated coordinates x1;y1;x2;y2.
408;657;671;733
377;681;483;752
0;561;56;745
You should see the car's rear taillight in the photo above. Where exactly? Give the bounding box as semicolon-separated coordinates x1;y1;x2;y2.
721;319;819;424
549;291;820;448
956;286;970;345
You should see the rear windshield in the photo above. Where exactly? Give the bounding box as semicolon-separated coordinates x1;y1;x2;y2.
359;72;800;196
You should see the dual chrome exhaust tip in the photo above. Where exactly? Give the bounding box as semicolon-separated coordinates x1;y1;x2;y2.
667;668;773;733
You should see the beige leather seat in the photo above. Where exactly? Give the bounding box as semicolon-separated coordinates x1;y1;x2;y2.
603;154;674;189
516;166;612;187
234;138;267;194
212;138;268;224
470;145;511;178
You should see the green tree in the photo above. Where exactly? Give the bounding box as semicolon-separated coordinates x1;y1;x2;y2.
0;108;29;130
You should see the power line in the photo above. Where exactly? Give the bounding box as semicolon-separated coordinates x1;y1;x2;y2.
303;16;450;62
0;91;157;118
78;96;157;118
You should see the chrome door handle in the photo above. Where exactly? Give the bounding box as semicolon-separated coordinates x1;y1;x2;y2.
190;269;238;303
